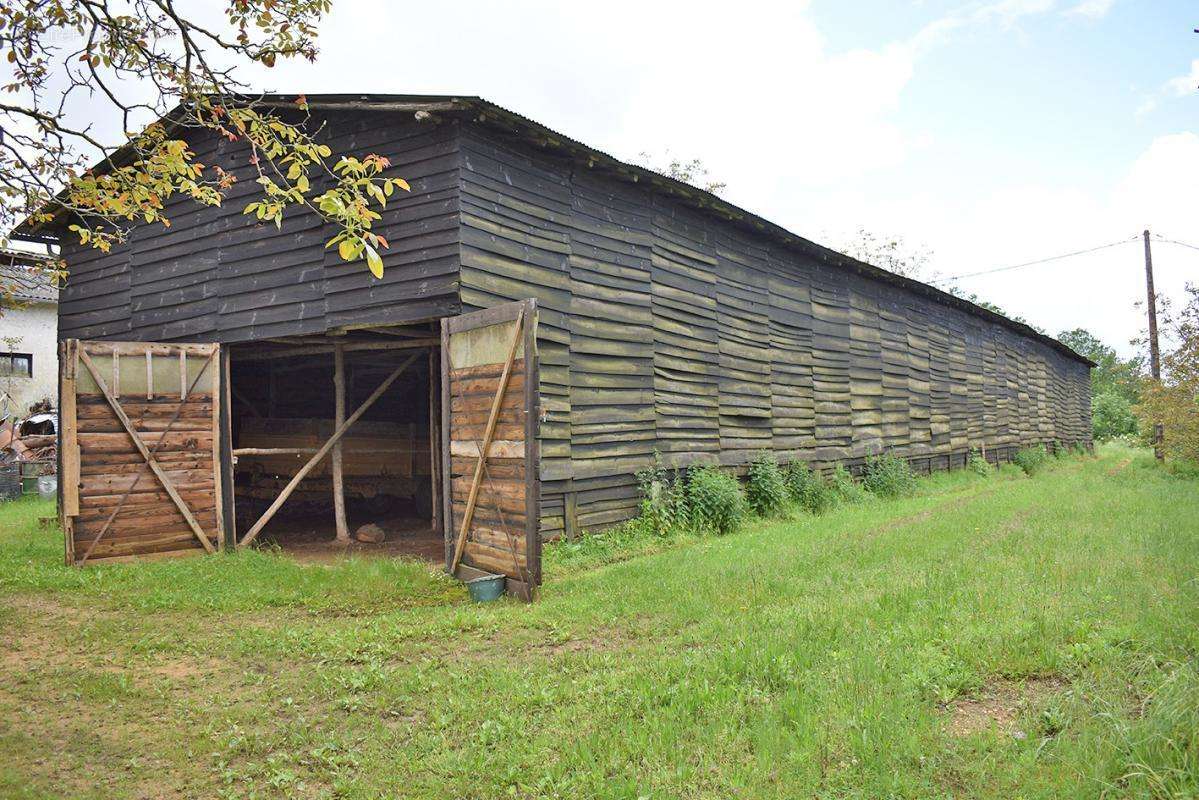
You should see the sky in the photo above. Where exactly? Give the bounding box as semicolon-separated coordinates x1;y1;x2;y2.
25;0;1199;357
235;0;1196;357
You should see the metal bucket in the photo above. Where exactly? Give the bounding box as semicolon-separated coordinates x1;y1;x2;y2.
466;573;506;602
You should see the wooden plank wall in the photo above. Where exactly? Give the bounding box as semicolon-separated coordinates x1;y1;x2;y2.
58;113;464;343
458;126;1092;539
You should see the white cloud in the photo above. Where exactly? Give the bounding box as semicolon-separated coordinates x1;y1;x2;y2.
1111;133;1199;232
1165;59;1199;97
1134;58;1197;117
1135;98;1158;118
232;0;1185;353
849;133;1199;355
1063;0;1116;19
976;0;1058;27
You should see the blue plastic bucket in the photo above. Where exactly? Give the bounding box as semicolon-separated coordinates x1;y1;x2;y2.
466;573;506;602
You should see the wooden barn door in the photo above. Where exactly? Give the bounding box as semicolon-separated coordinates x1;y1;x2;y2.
441;299;540;599
59;340;224;565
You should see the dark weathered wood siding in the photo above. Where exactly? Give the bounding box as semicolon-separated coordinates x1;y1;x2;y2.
55;108;1091;544
457;125;1092;537
58;113;462;342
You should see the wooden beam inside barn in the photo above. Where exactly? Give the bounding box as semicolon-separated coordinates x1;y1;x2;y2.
232;338;438;362
332;344;348;542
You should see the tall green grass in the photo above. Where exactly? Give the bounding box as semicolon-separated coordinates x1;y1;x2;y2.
0;443;1195;799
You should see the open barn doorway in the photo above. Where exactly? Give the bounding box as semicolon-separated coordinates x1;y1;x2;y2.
226;325;442;562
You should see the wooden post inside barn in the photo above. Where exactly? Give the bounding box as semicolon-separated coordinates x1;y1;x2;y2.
332;344;349;542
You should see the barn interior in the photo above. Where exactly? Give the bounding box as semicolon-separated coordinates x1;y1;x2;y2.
226;325;442;561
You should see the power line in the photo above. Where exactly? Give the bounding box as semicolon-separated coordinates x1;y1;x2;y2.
1151;234;1199;253
930;236;1139;286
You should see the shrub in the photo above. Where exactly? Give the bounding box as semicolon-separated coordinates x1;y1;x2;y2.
635;455;690;536
1012;444;1050;475
782;459;809;498
862;452;917;498
827;465;867;504
1092;390;1138;441
783;460;837;514
968;449;993;476
746;453;788;517
686;465;746;536
1166;459;1199;480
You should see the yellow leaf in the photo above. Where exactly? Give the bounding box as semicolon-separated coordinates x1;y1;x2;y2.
365;244;384;279
338;238;356;261
393;178;411;192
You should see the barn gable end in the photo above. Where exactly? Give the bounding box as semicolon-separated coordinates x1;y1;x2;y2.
57;112;463;343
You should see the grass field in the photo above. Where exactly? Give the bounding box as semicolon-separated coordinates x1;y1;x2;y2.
1;444;1196;799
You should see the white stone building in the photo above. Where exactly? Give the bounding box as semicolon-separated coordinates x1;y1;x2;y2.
0;250;59;421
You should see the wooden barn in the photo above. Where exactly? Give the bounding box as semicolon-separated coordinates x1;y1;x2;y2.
18;94;1093;594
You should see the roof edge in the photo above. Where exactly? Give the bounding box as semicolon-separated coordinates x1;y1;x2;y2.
450;96;1095;369
12;92;1094;368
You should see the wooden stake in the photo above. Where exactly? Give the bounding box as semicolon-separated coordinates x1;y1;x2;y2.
450;308;525;574
238;352;419;548
332;344;349;542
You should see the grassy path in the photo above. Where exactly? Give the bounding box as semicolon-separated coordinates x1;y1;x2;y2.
0;444;1196;798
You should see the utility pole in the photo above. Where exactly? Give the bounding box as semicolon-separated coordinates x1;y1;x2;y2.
1143;229;1164;461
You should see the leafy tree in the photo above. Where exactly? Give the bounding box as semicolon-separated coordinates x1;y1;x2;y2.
840;229;1045;331
840;227;933;279
1057;328;1145;404
637;151;726;195
0;0;407;311
964;295;1042;331
1057;328;1145;440
1091;391;1138;440
1135;284;1199;464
